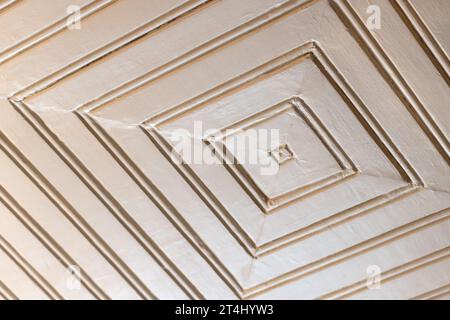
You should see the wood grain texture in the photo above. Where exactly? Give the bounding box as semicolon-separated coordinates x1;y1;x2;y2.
0;0;449;299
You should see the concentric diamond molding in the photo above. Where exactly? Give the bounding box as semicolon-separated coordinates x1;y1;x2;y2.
0;0;449;300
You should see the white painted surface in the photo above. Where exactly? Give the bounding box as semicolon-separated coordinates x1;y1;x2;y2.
0;0;449;299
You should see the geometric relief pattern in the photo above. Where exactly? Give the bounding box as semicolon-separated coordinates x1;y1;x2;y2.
391;0;450;83
0;0;449;300
206;97;358;214
207;97;358;213
150;43;419;260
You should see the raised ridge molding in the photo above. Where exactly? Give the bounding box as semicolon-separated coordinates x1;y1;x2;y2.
391;0;450;83
0;279;18;300
332;0;450;165
0;0;449;299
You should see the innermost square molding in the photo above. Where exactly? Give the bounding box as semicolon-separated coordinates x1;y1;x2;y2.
269;143;294;165
205;97;357;213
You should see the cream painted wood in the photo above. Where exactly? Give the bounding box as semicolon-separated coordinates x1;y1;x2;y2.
0;0;449;299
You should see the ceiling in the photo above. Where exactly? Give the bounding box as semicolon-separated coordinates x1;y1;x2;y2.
0;0;449;299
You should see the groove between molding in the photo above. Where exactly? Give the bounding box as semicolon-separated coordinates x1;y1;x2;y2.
75;112;209;300
0;184;108;300
0;233;62;299
78;0;317;114
0;120;155;300
243;208;450;298
331;0;450;166
0;0;19;13
412;283;450;300
12;0;212;100
0;0;116;66
319;247;450;299
0;280;18;300
391;0;450;84
8;98;201;300
63;108;243;297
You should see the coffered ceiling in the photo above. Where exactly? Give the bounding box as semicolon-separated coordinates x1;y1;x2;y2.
0;0;449;299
